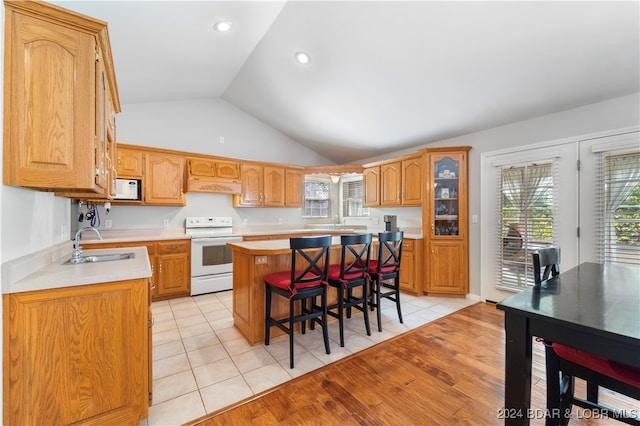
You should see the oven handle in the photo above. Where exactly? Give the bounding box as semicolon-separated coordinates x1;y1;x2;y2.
190;236;243;247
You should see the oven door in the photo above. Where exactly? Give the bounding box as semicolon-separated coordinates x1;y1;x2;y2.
191;235;242;277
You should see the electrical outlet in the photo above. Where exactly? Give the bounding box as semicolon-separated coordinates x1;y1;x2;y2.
163;219;170;228
105;220;113;228
373;218;379;225
278;217;283;225
243;218;248;225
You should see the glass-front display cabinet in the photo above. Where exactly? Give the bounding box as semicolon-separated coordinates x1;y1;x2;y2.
422;146;471;296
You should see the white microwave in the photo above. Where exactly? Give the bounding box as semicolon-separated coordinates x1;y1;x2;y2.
115;179;141;200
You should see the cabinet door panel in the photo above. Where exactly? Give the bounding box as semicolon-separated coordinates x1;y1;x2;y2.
285;168;304;207
157;254;190;296
4;280;148;425
363;167;380;206
4;11;95;190
145;153;185;205
188;159;215;177
116;148;143;178
380;162;401;205
428;241;466;294
238;164;263;206
216;161;240;179
402;157;422;205
263;165;285;207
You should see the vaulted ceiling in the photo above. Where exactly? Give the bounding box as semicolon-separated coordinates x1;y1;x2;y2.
52;1;640;163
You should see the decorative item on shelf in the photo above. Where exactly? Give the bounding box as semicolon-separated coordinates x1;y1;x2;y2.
441;188;449;199
435;203;448;215
451;188;457;198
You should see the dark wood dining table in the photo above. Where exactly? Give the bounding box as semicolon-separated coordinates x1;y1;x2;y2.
496;262;640;425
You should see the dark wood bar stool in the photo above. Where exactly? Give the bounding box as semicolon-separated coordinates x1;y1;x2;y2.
368;231;403;332
264;235;332;369
327;233;373;347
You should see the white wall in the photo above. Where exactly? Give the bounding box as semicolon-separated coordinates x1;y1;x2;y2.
359;93;640;297
117;98;332;166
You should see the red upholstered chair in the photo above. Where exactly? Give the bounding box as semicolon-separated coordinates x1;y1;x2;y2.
533;247;640;425
264;235;332;369
327;233;373;347
368;231;403;332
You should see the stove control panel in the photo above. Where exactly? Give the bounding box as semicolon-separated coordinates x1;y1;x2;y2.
185;216;233;229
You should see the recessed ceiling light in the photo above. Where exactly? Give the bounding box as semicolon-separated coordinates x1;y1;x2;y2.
295;51;311;64
214;21;232;32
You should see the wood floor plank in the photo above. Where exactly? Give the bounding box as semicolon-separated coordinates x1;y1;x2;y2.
186;302;637;426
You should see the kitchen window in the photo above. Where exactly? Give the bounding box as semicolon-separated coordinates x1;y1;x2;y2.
341;175;369;217
303;178;330;218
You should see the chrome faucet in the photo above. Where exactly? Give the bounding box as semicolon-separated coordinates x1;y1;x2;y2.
333;215;340;229
72;227;103;262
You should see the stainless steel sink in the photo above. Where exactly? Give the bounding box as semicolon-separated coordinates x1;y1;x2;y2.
64;252;135;265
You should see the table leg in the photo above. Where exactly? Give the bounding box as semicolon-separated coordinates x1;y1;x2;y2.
503;312;532;425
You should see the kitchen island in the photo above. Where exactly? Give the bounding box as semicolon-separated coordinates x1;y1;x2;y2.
228;237;344;345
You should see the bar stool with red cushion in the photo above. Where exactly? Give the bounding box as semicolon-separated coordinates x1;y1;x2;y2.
533;247;640;425
264;235;332;369
368;231;403;332
327;233;373;347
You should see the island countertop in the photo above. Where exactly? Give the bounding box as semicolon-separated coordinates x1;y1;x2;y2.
228;232;422;255
5;246;152;294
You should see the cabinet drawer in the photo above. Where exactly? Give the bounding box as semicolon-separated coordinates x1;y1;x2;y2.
157;240;190;254
84;241;157;255
403;239;415;251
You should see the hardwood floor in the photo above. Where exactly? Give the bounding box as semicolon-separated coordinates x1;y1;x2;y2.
186;302;637;425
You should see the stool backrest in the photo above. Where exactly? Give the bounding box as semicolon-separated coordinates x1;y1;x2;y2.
532;246;561;286
289;235;332;289
375;231;403;275
339;233;373;280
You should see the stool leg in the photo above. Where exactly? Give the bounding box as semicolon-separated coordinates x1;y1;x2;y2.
265;286;272;345
289;297;295;368
338;287;345;347
375;279;382;332
321;289;331;355
362;283;371;336
395;277;403;324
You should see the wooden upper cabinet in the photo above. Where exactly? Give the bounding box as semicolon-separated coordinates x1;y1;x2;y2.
2;1;119;192
363;166;380;207
380;162;401;206
145;152;186;205
401;156;423;206
285;168;304;207
234;163;285;207
364;155;423;207
116;146;144;179
263;165;285;207
188;158;240;180
236;163;263;206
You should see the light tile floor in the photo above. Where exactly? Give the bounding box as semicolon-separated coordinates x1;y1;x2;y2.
139;290;477;426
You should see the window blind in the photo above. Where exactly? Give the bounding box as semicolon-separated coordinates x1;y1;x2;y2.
496;160;559;289
342;178;370;217
595;149;640;266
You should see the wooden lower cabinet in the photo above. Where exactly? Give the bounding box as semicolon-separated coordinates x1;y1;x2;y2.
83;238;190;301
156;240;191;299
425;240;468;296
3;278;150;425
399;238;422;295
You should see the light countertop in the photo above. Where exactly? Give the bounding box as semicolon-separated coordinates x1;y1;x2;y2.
79;228;190;244
5;246;151;294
